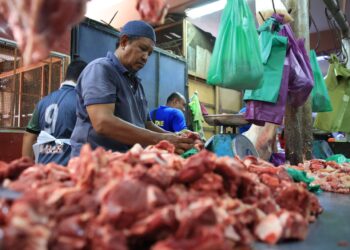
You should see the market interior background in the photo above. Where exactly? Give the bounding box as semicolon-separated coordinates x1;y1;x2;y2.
0;1;350;249
0;0;349;162
85;0;350;74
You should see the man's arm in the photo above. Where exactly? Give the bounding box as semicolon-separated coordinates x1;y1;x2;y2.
145;121;168;133
22;107;40;159
22;132;38;159
87;103;194;154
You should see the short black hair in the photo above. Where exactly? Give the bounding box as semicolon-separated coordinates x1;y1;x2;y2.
167;92;185;104
65;60;87;82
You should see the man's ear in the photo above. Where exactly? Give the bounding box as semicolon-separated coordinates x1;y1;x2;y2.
119;35;129;48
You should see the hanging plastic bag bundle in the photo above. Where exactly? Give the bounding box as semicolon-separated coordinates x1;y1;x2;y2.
244;15;288;103
244;45;291;126
255;0;293;26
310;50;332;112
207;0;263;90
279;24;314;107
314;55;350;133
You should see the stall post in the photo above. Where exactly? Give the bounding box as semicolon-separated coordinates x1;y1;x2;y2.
283;0;313;164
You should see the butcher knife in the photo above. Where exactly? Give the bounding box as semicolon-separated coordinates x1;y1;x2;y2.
0;187;22;200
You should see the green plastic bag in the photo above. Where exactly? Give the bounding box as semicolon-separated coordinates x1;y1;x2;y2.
314;55;350;132
181;148;199;159
244;17;288;103
189;92;206;141
326;154;350;164
207;0;263;90
286;168;321;193
310;50;332;112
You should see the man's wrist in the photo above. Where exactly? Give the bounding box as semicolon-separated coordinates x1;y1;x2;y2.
152;131;165;144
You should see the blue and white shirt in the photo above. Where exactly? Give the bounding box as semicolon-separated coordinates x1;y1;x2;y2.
26;81;77;166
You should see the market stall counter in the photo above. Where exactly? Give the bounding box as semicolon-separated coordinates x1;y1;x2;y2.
256;192;350;250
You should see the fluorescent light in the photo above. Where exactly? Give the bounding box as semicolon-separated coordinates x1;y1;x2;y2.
170;32;181;39
317;56;329;61
185;0;227;19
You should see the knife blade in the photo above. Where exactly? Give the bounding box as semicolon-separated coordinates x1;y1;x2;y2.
0;187;22;200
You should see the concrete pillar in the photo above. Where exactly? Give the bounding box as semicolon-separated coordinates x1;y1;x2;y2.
283;0;313;164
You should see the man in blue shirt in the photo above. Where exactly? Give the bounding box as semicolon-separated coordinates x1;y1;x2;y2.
22;60;87;166
70;20;195;156
238;106;251;134
150;92;187;132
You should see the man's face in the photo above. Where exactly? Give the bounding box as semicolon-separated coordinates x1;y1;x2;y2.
173;98;186;112
120;36;154;72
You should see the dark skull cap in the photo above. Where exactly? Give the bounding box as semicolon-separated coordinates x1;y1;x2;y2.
120;20;156;43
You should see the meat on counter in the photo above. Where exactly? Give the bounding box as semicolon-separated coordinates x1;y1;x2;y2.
0;141;322;250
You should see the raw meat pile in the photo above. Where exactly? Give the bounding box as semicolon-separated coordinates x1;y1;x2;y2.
0;0;168;66
291;159;350;194
0;157;34;181
0;141;322;250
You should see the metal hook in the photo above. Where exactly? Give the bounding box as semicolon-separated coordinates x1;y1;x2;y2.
109;10;119;26
309;11;320;51
272;0;277;14
340;41;349;65
324;7;348;64
100;10;119;31
258;11;266;22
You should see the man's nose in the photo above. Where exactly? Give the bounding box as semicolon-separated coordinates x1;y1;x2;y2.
142;52;148;61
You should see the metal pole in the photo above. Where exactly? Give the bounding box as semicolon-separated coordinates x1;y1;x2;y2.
283;0;313;164
323;0;350;38
343;38;350;68
344;37;350;141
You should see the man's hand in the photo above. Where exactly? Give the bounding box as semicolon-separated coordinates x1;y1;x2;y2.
178;130;205;151
161;134;194;155
136;0;169;25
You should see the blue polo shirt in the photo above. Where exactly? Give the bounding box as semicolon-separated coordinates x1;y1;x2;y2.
70;52;149;156
150;106;187;132
238;107;251;134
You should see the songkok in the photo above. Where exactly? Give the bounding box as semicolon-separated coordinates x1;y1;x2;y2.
120;20;156;43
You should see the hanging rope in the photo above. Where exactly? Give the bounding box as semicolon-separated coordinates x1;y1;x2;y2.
309;11;320;51
325;7;348;64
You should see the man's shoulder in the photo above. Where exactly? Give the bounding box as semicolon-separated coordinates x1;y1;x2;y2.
157;106;172;113
159;107;184;118
80;57;122;82
86;57;115;70
171;108;183;114
38;87;75;108
171;108;185;118
44;87;74;100
90;56;110;65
